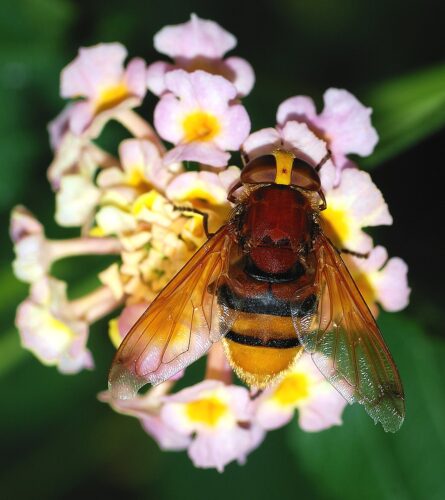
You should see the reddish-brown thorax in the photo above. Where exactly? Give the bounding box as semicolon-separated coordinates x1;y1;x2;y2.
239;185;312;275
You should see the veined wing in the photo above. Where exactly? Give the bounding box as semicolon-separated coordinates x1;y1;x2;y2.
109;226;236;399
291;233;405;432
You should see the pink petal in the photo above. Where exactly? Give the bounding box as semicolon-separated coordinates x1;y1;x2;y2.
124;57;147;99
48;105;73;150
224;56;255;97
10;206;43;242
281;121;330;166
141;415;191;451
146;61;173;96
317;88;378;159
154;14;237;59
61;43;127;99
215;104;251;150
298;387;347;432
375;256;411;312
68;101;95;136
188;427;258;472
276;95;317;126
165;69;237;115
242;127;282;159
255;401;295;430
154;93;186;144
164;143;230;168
117;302;149;339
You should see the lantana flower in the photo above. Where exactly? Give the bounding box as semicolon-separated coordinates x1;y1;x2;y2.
160;380;264;471
277;88;379;175
16;277;94;373
254;354;348;432
320;168;392;253
60;43;147;136
9;15;410;472
147;14;255;97
154;69;251;167
11;206;122;283
344;246;411;316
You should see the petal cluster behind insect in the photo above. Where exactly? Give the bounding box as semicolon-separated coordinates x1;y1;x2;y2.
154;69;251;167
147;14;255;97
9;14;411;472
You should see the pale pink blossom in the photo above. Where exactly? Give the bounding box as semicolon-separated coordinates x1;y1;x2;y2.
321;168;392;253
147;14;254;97
60;43;147;136
277;88;378;172
243;122;336;191
344;246;410;316
108;302;149;348
253;353;347;432
154;69;250;167
16;277;94;373
97;138;177;193
55;172;100;227
166;167;240;206
99;384;191;451
161;380;265;471
11;206;122;283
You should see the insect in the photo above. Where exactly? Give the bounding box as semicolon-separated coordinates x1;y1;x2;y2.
109;149;405;432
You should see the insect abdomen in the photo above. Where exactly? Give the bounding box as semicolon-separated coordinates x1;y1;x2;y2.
218;282;308;388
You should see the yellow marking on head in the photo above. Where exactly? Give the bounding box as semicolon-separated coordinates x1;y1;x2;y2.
186;397;228;427
183;111;221;142
273;150;294;185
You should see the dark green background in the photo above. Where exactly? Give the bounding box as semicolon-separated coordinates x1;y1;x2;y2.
1;1;445;499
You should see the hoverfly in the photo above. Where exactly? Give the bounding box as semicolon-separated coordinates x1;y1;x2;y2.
109;149;405;432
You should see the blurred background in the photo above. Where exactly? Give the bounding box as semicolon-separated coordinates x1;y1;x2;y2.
1;0;445;499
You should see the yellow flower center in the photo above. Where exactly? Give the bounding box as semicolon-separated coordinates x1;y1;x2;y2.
321;205;351;249
183;111;220;142
273;373;310;406
180;186;220;206
108;318;122;349
126;165;146;187
347;262;377;309
186;396;229;427
95;82;130;113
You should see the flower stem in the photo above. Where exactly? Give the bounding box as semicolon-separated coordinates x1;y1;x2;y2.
70;286;122;323
116;109;166;153
49;237;122;261
205;342;232;384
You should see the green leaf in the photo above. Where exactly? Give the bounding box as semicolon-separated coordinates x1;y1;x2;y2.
363;63;445;168
288;312;445;500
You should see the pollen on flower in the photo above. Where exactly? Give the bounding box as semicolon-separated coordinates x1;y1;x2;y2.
95;82;130;113
321;204;351;248
186;396;229;427
273;373;310;406
183;111;221;143
46;315;76;352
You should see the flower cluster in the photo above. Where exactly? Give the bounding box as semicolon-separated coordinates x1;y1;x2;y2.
10;15;410;471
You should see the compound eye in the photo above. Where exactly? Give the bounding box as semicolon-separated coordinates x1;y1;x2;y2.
291;159;321;191
241;154;277;184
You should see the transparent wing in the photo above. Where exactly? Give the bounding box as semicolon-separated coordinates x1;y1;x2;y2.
109;227;236;399
291;234;405;432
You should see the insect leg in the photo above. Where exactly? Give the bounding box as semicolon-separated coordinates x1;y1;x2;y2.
174;205;213;238
315;149;332;172
340;248;370;259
